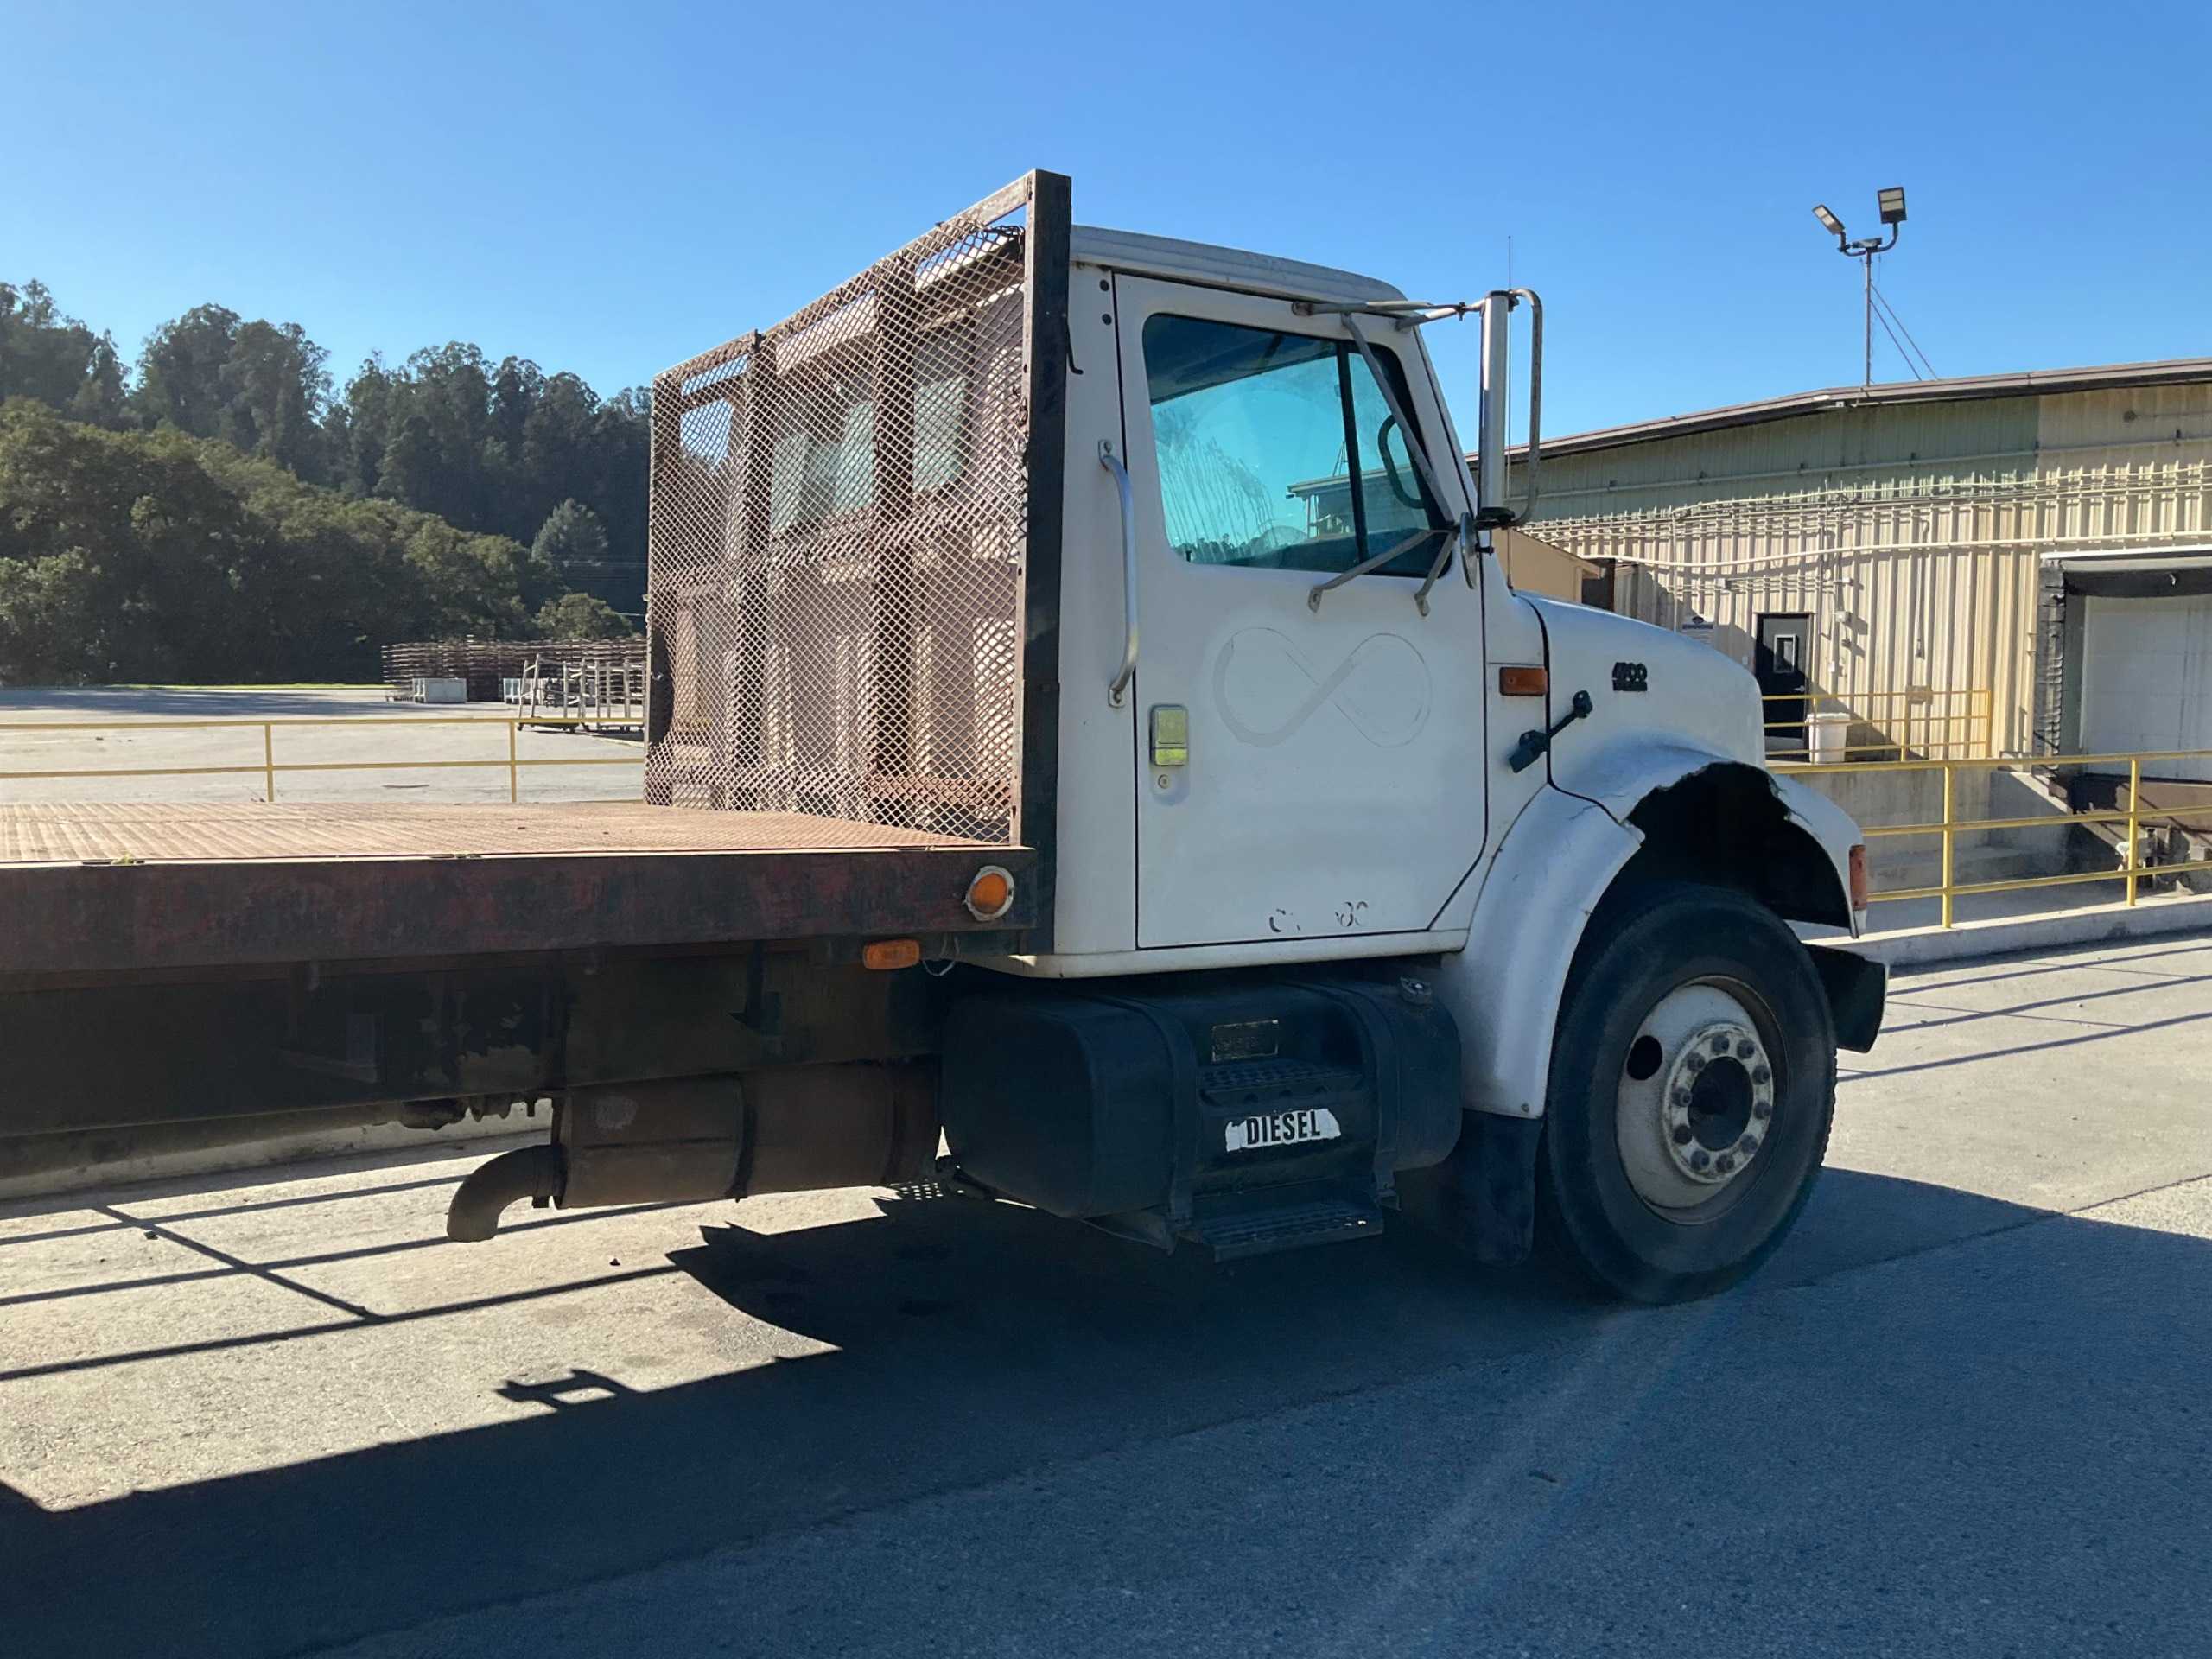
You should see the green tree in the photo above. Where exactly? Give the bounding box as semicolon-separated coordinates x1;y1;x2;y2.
0;282;128;427
534;591;633;639
0;549;114;682
374;412;438;512
5;277;655;628
328;355;395;495
71;331;129;428
0;400;539;684
133;304;333;480
132;303;242;437
219;320;330;480
530;498;609;594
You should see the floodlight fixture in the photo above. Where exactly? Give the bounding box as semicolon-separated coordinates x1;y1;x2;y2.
1810;185;1913;388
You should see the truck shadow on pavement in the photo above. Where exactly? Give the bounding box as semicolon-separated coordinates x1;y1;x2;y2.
3;1166;2209;1659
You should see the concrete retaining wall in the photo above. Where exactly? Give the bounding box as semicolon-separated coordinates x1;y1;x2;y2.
1795;764;2093;888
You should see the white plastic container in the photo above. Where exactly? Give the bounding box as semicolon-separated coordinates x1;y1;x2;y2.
1807;711;1851;765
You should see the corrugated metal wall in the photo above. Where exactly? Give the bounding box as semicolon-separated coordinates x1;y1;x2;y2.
1507;382;2212;757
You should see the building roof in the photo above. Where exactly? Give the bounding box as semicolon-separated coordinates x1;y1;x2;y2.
1480;356;2212;465
1071;226;1405;307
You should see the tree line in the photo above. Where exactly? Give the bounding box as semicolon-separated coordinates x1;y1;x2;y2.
0;279;647;683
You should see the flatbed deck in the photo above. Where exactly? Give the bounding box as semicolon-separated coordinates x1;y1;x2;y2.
0;802;1033;979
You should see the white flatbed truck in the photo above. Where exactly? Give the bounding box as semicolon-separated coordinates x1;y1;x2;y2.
0;173;1880;1302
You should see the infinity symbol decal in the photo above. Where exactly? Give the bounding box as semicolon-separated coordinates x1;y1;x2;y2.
1211;627;1433;749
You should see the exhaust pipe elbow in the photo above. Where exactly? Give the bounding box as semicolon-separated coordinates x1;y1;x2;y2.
447;1144;564;1243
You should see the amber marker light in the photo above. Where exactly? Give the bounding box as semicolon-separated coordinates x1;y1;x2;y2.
965;864;1016;922
862;938;923;971
1497;665;1548;696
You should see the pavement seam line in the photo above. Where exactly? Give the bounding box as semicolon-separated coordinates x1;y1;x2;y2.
1880;996;2139;1032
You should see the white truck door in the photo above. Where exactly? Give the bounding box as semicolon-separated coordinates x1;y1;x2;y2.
1113;275;1488;950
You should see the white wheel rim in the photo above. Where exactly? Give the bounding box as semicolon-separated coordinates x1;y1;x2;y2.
1615;979;1777;1214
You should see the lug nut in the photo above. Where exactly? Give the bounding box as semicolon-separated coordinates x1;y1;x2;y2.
1671;1124;1694;1146
1716;1154;1736;1174
1673;1088;1693;1108
1752;1101;1773;1121
1683;1052;1707;1074
1712;1034;1732;1055
1736;1039;1756;1059
1690;1149;1711;1172
1752;1064;1771;1084
1738;1135;1760;1156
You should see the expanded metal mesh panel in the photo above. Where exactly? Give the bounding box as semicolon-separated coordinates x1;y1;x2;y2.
645;188;1034;845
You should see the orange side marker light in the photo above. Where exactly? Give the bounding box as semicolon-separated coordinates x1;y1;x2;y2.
862;938;922;971
965;865;1016;922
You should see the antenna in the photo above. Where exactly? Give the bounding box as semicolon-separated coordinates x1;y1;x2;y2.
1503;237;1515;446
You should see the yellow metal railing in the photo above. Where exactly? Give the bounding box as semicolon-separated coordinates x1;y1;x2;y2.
1780;747;2212;929
1762;686;1993;762
0;715;642;804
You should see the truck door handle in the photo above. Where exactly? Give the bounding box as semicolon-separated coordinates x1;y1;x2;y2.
1508;689;1592;773
1101;440;1139;708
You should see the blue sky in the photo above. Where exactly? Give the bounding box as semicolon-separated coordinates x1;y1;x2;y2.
10;0;2209;440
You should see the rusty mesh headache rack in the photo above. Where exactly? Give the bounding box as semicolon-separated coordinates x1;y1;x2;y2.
644;173;1071;855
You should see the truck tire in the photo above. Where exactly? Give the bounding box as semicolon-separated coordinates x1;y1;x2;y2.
1538;881;1835;1304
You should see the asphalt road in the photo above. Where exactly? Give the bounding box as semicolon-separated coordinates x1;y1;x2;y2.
5;933;2212;1657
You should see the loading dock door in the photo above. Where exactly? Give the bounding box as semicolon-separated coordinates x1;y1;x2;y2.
2079;593;2212;781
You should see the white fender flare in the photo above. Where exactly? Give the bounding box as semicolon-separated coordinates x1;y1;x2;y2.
1433;786;1643;1121
1436;751;1861;1122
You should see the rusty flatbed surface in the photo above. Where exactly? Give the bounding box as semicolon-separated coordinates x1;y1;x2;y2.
0;801;970;865
0;802;1033;979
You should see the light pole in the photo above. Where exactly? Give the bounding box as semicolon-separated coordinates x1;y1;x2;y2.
1812;187;1908;388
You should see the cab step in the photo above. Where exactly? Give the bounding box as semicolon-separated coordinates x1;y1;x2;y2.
1182;1195;1385;1262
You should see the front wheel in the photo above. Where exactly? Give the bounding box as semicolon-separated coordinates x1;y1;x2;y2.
1539;882;1835;1303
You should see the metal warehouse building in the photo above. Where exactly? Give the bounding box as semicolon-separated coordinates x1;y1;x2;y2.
1501;359;2212;779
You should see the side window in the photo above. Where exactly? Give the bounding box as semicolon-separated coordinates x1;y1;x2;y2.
1141;314;1447;576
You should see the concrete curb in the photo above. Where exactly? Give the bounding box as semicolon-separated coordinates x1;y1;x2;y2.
1836;893;2212;969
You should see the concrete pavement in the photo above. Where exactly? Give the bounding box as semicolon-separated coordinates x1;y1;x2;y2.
5;932;2212;1657
0;686;643;805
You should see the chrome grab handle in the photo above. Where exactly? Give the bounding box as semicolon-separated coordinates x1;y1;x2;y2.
1100;439;1139;707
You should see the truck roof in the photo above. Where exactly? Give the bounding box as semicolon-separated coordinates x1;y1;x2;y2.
1070;226;1406;307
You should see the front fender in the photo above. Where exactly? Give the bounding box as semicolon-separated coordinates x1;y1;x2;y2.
1765;771;1864;931
1434;786;1642;1121
1443;746;1867;1124
1559;738;1860;936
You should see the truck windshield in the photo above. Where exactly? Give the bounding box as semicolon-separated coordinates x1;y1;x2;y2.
1141;314;1446;576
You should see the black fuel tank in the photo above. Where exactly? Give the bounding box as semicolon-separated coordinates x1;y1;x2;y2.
939;972;1460;1224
